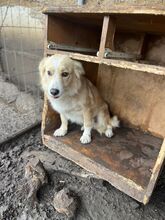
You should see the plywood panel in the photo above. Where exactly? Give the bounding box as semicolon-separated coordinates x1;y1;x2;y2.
43;124;162;203
97;64;165;138
48;15;102;51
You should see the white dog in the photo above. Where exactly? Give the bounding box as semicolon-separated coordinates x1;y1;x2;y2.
39;54;119;144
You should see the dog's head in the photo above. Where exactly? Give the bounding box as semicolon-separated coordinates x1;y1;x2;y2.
39;55;85;99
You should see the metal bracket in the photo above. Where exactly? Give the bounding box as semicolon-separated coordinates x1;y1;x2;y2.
97;48;141;61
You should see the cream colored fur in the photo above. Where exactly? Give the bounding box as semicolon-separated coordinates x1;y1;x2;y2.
39;54;119;144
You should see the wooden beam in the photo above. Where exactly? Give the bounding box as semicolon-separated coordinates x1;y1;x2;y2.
46;49;165;76
43;6;165;16
99;16;110;58
99;16;116;58
44;15;48;57
43;133;145;203
143;139;165;204
105;17;116;51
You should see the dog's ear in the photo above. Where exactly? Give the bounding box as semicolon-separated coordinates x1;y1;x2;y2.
73;60;85;79
39;57;48;77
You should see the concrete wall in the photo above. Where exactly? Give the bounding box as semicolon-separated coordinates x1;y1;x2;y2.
0;2;45;91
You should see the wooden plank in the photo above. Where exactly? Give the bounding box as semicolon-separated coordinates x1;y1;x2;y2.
47;15;101;53
102;58;165;76
81;61;99;86
143;139;165;204
97;16;116;87
99;16;116;58
44;15;48;57
46;49;165;76
41;96;60;139
43;125;162;203
99;16;110;58
43;6;165;15
46;49;100;63
55;13;103;27
45;126;162;188
116;15;165;34
106;17;116;50
44;135;145;203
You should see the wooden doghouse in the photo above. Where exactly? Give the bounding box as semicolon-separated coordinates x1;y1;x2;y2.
42;6;165;204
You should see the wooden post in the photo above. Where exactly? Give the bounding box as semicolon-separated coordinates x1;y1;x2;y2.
99;15;116;58
44;15;48;57
143;139;165;204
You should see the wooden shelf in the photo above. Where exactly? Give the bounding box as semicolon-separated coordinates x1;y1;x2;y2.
46;49;165;75
46;49;99;62
43;6;165;16
43;124;163;204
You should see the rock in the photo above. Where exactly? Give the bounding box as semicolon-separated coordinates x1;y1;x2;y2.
0;81;19;103
16;92;37;113
15;92;43;122
25;158;48;204
0;205;8;218
53;188;77;218
129;200;140;209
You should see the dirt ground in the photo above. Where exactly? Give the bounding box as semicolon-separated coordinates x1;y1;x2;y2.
0;127;165;220
0;75;43;143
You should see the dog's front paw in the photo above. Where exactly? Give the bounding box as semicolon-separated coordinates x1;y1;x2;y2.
80;134;91;144
54;128;67;137
105;128;114;138
81;126;84;131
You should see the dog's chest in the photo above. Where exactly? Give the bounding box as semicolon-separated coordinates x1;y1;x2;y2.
49;97;83;124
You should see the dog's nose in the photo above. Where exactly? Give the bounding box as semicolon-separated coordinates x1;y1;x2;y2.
50;88;59;96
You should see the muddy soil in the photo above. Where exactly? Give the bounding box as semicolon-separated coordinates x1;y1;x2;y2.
0;127;165;220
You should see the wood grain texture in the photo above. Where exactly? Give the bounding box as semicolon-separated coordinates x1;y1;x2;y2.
48;15;101;54
143;139;165;204
43;124;162;203
43;6;165;15
46;49;165;76
99;16;110;58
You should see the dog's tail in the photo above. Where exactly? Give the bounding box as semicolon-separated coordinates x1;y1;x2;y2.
110;115;120;128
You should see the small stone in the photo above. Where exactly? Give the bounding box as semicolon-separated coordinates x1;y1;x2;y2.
53;188;77;218
6;160;11;168
0;205;8;217
130;201;140;209
16;92;36;113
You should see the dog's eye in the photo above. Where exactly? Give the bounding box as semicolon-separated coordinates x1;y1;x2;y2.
47;71;52;76
62;72;69;77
